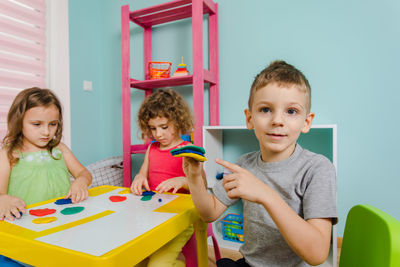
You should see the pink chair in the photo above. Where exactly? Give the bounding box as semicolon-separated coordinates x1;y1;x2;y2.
182;223;221;267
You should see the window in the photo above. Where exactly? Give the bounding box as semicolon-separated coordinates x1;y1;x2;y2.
0;0;46;140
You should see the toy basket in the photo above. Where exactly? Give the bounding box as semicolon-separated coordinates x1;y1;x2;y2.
220;213;244;243
148;61;172;79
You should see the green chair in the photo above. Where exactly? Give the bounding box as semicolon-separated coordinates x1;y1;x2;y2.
339;204;400;267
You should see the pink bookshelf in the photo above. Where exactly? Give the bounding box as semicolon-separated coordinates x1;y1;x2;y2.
121;0;220;186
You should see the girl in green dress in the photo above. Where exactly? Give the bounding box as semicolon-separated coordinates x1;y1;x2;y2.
0;87;92;221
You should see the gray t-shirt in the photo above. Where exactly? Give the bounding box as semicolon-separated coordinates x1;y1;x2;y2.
213;144;337;267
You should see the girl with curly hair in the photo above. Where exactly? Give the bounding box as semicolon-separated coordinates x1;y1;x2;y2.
131;89;194;267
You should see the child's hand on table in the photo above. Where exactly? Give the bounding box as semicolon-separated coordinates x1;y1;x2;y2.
67;177;89;203
216;158;271;204
156;176;186;194
0;195;25;221
131;174;150;195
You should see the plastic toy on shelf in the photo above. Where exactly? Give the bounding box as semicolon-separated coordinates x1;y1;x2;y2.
221;213;244;243
172;57;190;77
148;61;172;79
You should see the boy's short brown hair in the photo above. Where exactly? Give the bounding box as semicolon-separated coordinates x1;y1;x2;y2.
248;60;311;112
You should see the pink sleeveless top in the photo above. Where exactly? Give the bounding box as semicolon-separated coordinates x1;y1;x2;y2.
148;141;190;193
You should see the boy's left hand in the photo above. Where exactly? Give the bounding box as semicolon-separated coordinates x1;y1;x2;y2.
66;177;89;203
156;176;186;194
216;158;270;203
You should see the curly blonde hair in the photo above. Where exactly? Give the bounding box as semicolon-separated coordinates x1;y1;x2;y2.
137;89;194;140
2;87;63;165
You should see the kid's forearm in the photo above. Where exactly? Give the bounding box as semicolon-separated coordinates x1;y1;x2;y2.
187;174;225;222
75;169;92;186
136;167;148;178
138;147;150;177
260;192;331;265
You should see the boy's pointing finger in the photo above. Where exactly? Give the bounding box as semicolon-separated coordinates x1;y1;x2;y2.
215;158;241;173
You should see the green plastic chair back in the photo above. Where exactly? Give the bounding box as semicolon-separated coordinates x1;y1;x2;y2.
339;204;400;267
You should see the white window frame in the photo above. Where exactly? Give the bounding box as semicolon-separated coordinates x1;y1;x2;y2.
47;0;71;147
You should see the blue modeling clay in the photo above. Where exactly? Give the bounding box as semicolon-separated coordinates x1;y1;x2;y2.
142;191;155;196
54;198;72;205
216;173;224;180
13;211;23;218
170;149;204;156
158;198;162;202
170;145;205;154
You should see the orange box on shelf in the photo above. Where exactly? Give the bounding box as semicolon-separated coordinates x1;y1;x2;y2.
148;61;172;79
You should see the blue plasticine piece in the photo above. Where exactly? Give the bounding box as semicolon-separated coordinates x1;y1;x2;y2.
171;149;204;156
142;191;155;196
54;198;72;205
180;134;191;142
216;172;224;180
12;211;23;219
158;198;162;202
170;145;205;154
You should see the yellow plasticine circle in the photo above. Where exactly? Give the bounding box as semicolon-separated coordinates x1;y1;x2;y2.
173;152;207;162
118;188;131;194
32;216;57;224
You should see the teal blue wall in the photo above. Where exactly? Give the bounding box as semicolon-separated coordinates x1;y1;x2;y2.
69;0;400;236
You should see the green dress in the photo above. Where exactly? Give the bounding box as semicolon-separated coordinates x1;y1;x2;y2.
8;148;71;205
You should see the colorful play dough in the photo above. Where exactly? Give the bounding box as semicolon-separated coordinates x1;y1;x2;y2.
60;207;84;215
32;217;57;224
118;188;131;194
140;190;155;201
170;148;204;156
109;196;127;202
141;195;152;201
142;191;155;196
54;198;72;205
29;208;56;217
171;145;205;154
170;145;207;162
172;152;206;162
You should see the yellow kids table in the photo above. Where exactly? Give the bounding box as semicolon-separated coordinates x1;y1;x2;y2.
0;186;208;266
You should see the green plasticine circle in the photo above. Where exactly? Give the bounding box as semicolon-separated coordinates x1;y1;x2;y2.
60;206;85;215
141;195;153;201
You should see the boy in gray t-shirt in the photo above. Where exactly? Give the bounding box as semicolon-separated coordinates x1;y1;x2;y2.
183;60;337;267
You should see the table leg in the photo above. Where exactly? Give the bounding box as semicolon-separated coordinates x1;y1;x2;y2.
194;219;208;267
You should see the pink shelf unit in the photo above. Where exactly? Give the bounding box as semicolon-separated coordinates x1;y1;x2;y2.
121;0;220;186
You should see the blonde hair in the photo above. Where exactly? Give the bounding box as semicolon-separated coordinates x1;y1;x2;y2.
2;87;63;165
137;89;194;140
249;60;311;112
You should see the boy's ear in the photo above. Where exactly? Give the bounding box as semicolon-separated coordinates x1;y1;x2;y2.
301;112;315;133
245;109;254;130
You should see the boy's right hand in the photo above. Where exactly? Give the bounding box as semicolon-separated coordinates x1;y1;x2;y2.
130;174;150;195
0;195;26;221
216;158;271;204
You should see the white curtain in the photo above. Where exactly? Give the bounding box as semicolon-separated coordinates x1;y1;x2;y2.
0;0;47;140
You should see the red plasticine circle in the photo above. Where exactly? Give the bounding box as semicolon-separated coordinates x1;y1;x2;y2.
29;208;56;217
109;196;127;202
